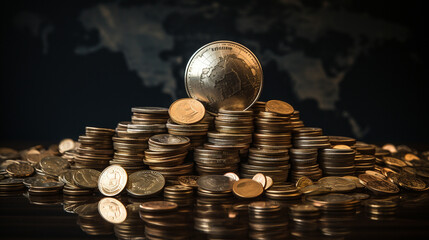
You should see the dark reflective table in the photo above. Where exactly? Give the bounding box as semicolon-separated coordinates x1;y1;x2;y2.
1;189;429;240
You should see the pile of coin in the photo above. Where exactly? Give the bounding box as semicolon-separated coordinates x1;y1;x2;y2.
164;185;194;206
290;148;323;181
265;184;302;200
205;131;251;156
60;169;99;196
248;201;288;239
319;148;356;176
140;201;193;240
35;156;70;177
113;203;145;239
290;110;305;130
243;148;290;183
144;134;192;181
167;98;209;149
75;127;115;170
75;202;114;235
293;128;330;149
251;101;266;117
289;204;320;236
306;193;360;237
215;109;254;134
354;155;376;174
194;148;240;175
365;199;398;220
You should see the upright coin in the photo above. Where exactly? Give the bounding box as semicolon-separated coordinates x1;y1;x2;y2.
233;179;264;198
224;172;240;182
98;197;127;224
126;170;165;197
98;165;128;196
296;176;313;189
266;100;294;115
73;169;101;189
185;40;263;113
197;175;234;192
169;98;205;125
252;173;267;188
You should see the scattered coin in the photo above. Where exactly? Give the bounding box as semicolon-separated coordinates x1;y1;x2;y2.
265;176;273;190
73;169;101;189
318;177;356;192
6;162;34;177
296;176;313;189
178;175;199;188
59;138;76;154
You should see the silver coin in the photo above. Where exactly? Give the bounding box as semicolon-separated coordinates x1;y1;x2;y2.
185;40;263;114
197;175;233;192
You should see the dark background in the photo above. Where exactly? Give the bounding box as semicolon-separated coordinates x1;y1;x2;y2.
1;0;427;148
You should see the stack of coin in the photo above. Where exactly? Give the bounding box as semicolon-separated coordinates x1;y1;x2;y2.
36;156;70;177
125;170;165;198
75;202;114;235
354;155;376;174
290;148;323;181
251;101;266;117
197;175;234;203
167;98;209;149
113;203;145;239
144;134;192;181
28;181;64;195
164;185;194;206
205;131;252;156
294;136;330;149
60;169;99;196
290;110;305;130
289;204;320;236
111;122;152;173
243;148;291;183
75;127;115;170
365;199;398;220
328;136;356;147
248;201;288;239
355;142;376;155
215;109;254;134
358;173;400;194
194;148;240;175
265;184;302;200
306;193;359;237
131;106;169;125
139;201;193;240
0;178;25;195
319;148;356;176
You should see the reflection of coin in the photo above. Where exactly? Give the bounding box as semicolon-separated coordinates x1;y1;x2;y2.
98;165;128;196
318;177;356;192
139;201;178;212
233;179;263;198
169;98;205;125
126;170;165;197
98;197;127;224
266;100;294;115
185;40;263;114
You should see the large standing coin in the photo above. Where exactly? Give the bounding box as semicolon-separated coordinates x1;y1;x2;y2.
98;197;127;224
169;98;206;125
185;40;263;114
98;165;128;196
126;170;165;197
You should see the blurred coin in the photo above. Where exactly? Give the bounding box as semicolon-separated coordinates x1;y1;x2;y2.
317;177;356;192
224;172;240;182
252;173;267;188
139;201;178;212
397;173;426;191
59;138;76;154
6;162;34;177
296;176;313;189
178;175;199;188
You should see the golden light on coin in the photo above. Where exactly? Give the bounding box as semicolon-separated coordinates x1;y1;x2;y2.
265;100;294;115
98;165;128;196
98;197;127;224
333;145;352;149
168;98;206;125
232;179;263;198
252;173;267;188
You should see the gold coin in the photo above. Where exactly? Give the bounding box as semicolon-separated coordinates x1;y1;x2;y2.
73;169;101;189
178;175;199;187
265;176;273;190
265;100;294;115
168;98;205;125
98;165;128;196
6;162;34;177
59;138;76;154
98;197;127;224
332;145;351;149
404;153;419;161
233;179;263;198
296;176;313;189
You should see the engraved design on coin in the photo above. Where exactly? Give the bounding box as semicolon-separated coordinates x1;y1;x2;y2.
98;197;127;224
98;165;128;196
185;40;263;113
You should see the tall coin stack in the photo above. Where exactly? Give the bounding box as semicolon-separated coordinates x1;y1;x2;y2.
244;148;290;183
354;142;376;174
166;120;209;149
319;148;356;176
293;127;330;149
75;127;115;171
144;134;192;181
194;147;240;175
248;201;288;240
290;110;305;130
290;148;322;181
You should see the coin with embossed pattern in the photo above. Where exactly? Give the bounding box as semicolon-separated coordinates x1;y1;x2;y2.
98;165;128;196
73;169;101;189
98;197;127;224
126;170;165;197
169;98;206;125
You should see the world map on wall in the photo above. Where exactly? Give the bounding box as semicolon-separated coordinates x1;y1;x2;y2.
13;0;411;140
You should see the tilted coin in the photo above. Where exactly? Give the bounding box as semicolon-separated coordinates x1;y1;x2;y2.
6;162;34;177
126;170;165;196
224;172;240;182
365;170;386;180
365;179;400;194
73;169;101;189
178;175;199;187
383;157;406;168
397;173;426;191
265;100;294;115
332;145;352;149
404;153;419;161
169;98;206;125
98;197;127;224
317;177;356;192
197;175;234;192
341;176;364;188
265;176;273;190
59;138;76;154
296;176;313;189
233;179;264;198
185;40;263;113
382;144;397;153
139;201;178;212
252;173;267;188
40;156;70;176
98;165;128;196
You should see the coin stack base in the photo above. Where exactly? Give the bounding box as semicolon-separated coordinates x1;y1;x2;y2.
289;204;320;237
320;148;356;176
290;148;322;182
194;147;240;175
248;201;288;239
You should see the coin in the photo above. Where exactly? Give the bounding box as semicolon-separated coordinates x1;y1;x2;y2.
397;173;426;191
296;176;313;189
139;201;178;212
300;184;331;195
252;173;267;188
98;165;128;196
6;162;34;177
265;100;294;115
40;156;70;176
317;177;356;192
365;179;400;194
383;157;406;168
197;175;234;192
185;40;263;113
59;138;76;154
224;172;240;182
265;176;273;190
232;179;264;198
73;169;101;189
149;134;190;146
126;170;165;197
178;175;199;187
98;197;127;224
169;98;205;125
